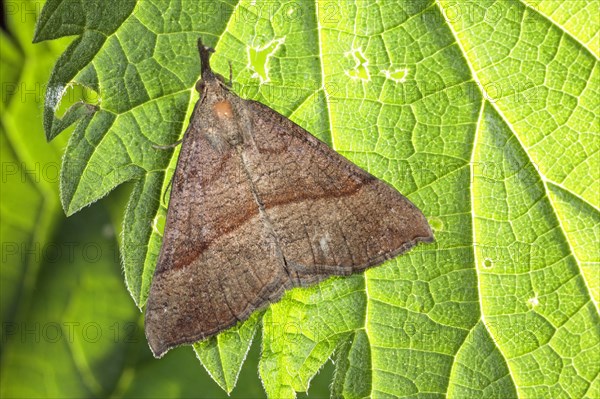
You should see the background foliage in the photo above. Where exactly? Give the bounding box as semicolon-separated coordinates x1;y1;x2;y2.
1;0;599;398
0;1;331;397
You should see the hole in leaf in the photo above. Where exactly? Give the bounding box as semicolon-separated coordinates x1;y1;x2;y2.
345;48;370;81
248;38;285;84
382;68;409;83
483;258;493;269
528;296;539;307
429;217;443;232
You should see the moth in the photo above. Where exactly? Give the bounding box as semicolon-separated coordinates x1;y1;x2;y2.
145;39;433;358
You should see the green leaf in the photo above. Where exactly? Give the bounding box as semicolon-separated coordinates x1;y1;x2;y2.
447;321;517;398
0;1;72;347
0;203;139;398
1;2;280;397
34;0;599;398
193;311;261;393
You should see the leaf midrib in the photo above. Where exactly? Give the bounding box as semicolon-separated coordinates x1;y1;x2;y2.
520;0;600;59
438;0;597;267
440;0;599;395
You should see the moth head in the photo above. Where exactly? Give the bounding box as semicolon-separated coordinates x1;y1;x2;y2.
195;73;229;94
195;37;229;93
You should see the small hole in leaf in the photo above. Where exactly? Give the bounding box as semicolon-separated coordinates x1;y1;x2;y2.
483;258;493;268
429;217;443;232
528;296;539;307
382;68;409;83
248;38;285;84
345;48;370;81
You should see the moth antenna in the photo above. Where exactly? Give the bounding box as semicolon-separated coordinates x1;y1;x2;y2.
228;61;233;86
